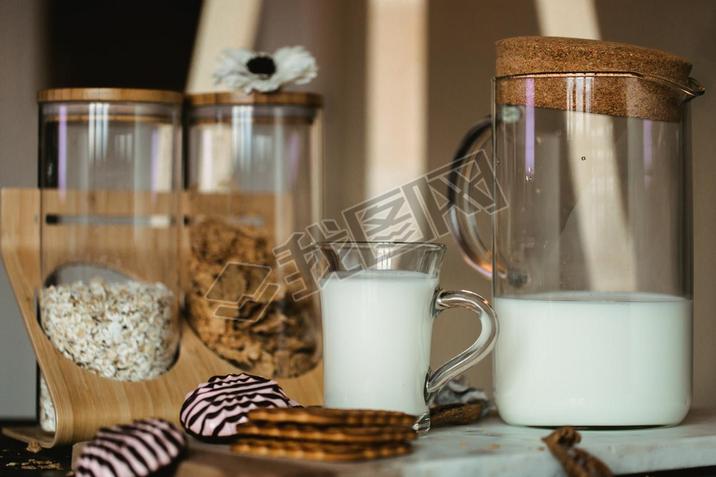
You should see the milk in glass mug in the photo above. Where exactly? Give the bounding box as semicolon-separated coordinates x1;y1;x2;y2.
317;241;497;431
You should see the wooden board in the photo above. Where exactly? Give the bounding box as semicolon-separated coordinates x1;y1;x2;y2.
0;188;323;447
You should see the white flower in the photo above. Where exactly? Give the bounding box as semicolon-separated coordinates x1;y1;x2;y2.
214;46;318;94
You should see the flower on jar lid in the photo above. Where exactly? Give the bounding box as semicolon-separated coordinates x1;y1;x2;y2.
214;46;318;93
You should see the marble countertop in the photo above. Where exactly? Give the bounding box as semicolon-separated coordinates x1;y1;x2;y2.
180;408;716;476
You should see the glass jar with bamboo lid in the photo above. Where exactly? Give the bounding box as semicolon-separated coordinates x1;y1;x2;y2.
185;91;323;379
37;87;183;432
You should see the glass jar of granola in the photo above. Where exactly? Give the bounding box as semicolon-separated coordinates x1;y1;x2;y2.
185;91;323;379
37;88;183;431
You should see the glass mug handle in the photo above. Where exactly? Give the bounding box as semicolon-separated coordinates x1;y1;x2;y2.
425;289;498;398
447;115;494;279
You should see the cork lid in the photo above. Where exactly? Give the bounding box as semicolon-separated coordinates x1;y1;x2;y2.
496;36;699;93
495;37;704;121
187;91;322;108
38;88;183;104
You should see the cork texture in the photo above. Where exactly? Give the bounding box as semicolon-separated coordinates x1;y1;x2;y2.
495;36;699;121
496;75;684;122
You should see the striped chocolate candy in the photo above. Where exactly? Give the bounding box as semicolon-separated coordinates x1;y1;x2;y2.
180;373;299;440
74;418;186;477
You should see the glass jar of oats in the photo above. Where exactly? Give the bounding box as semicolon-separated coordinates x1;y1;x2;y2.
185;91;323;379
37;88;183;432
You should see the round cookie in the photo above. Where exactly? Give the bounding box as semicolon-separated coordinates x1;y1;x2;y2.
234;422;417;444
180;373;299;440
231;438;413;462
248;407;416;428
74;418;186;477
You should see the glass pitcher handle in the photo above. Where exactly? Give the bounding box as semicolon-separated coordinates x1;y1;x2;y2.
425;289;498;398
447;116;494;279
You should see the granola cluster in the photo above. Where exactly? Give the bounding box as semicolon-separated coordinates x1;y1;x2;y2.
187;217;319;378
38;279;178;432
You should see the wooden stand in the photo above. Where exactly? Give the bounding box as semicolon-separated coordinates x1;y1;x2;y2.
0;188;323;447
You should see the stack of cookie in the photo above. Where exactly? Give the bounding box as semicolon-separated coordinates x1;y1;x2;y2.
231;408;418;462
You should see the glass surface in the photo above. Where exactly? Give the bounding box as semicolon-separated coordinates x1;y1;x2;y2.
492;89;690;299
185;102;323;378
38;98;182;432
318;241;497;432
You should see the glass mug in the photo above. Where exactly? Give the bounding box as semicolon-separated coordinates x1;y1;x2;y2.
448;69;702;426
317;241;498;431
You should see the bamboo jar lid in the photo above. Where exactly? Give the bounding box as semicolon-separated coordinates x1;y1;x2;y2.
495;36;704;121
187;91;322;125
187;91;322;108
38;88;183;104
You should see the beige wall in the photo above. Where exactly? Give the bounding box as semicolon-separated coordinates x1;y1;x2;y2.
256;0;716;407
0;0;46;417
255;0;368;222
426;0;716;408
0;0;714;417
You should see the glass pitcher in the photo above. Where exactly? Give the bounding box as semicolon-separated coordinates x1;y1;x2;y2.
448;37;704;426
